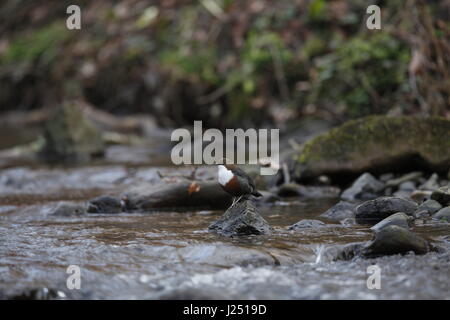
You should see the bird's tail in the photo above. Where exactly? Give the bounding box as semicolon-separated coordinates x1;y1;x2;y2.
252;190;263;197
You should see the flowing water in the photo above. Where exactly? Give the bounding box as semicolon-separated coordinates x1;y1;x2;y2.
0;163;449;300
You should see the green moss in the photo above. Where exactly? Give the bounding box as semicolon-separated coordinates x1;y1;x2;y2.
295;116;450;178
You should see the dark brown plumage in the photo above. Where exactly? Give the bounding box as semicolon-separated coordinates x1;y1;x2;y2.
217;160;262;207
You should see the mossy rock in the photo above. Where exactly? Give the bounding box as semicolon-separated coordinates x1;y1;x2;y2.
38;102;104;164
292;116;450;180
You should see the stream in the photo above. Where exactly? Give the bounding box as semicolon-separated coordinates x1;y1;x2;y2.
0;162;449;300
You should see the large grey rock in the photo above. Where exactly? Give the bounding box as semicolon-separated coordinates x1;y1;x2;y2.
292;116;450;180
430;186;450;206
363;225;430;257
432;207;450;221
209;200;271;236
341;172;384;201
370;212;412;232
319;201;357;222
355;197;418;224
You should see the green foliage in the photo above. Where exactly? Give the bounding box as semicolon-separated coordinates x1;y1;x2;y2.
242;32;293;71
2;0;445;124
157;22;295;121
310;32;411;117
226;32;294;119
159;46;219;84
1;22;70;67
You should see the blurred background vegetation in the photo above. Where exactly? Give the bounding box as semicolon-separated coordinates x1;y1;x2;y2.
0;0;449;129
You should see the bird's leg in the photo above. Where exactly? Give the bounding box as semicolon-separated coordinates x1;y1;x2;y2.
230;197;237;208
235;195;243;204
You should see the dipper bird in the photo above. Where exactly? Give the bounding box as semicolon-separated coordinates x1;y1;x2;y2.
217;159;262;207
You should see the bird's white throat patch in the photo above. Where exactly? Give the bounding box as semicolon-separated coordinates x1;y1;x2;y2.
218;165;233;186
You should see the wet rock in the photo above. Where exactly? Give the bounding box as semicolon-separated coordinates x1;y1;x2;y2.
276;183;302;197
123;181;232;211
410;190;432;203
414;210;430;219
38;102;105;164
419;173;440;191
341;172;385;201
289;219;326;230
209;199;271;236
292;116;450;180
417;199;442;215
370;212;412;232
276;183;340;198
87;196;123;214
319;201;357;222
320;243;365;262
49;202;86;217
362;225;430;257
430;186;450;206
432;207;450;221
355;197;418;224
